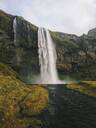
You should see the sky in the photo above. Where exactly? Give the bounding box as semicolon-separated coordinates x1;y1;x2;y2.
0;0;96;35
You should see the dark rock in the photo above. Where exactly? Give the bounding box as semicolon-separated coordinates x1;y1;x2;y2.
0;10;96;81
0;10;39;82
51;30;96;80
87;27;96;38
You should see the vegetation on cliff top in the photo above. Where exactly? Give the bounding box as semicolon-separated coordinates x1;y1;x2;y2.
0;10;14;39
0;63;48;128
0;10;96;81
51;31;79;49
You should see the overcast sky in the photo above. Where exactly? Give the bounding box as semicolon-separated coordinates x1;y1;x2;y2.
0;0;96;35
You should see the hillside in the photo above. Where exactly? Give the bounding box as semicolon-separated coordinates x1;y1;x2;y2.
51;29;96;80
0;10;96;81
0;10;39;82
0;62;48;128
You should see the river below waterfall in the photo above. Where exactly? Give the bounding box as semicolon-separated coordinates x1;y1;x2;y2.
38;85;96;128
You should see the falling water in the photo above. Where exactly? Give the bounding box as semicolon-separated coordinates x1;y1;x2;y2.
13;17;17;45
38;27;60;84
13;17;21;65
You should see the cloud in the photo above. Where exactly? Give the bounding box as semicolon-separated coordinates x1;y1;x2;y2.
0;0;96;35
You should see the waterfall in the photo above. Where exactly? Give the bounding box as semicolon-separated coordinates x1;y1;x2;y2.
38;27;60;84
13;17;17;45
13;17;21;65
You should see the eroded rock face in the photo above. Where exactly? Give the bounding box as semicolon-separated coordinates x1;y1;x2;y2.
51;31;96;80
0;10;96;81
87;27;96;38
0;10;39;82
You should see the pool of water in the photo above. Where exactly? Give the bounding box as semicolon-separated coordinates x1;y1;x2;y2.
40;85;96;128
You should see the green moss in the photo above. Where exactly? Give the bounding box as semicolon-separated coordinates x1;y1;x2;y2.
66;81;96;97
0;63;48;128
1;117;42;128
74;64;96;80
20;86;48;116
51;32;79;49
0;63;17;77
0;10;13;39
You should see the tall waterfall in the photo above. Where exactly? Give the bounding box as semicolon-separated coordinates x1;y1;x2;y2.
38;28;60;84
13;17;17;45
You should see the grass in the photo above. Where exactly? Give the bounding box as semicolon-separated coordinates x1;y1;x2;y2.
0;10;13;39
66;81;96;97
0;63;48;128
51;31;79;49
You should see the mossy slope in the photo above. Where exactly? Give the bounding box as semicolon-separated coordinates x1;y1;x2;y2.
66;81;96;97
0;63;48;128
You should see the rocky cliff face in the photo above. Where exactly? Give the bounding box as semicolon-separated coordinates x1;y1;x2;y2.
0;10;96;81
0;10;39;82
51;31;96;80
87;27;96;38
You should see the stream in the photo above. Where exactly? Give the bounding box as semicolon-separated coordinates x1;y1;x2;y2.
40;85;96;128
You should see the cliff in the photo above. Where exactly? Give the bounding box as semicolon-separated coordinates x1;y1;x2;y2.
51;31;96;80
0;10;96;81
0;10;39;82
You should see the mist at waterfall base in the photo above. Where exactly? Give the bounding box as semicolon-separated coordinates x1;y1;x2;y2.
13;17;70;84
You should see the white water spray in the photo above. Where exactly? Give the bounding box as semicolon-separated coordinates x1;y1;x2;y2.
38;27;61;84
